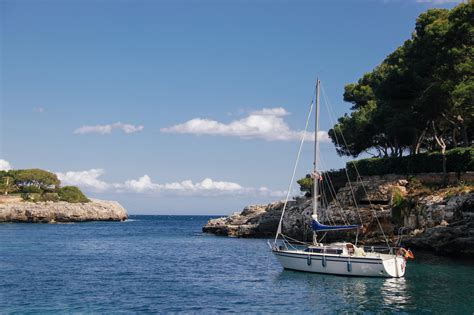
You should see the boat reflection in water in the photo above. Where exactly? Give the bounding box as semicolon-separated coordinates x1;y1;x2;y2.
381;277;410;306
275;270;411;312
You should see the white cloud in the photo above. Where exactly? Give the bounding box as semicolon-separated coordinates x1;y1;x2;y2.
197;178;243;191
250;107;289;116
57;168;287;197
159;178;243;194
257;186;288;198
74;122;144;135
115;176;246;196
56;169;109;192
0;159;12;171
161;107;329;142
33;107;45;113
119;175;160;193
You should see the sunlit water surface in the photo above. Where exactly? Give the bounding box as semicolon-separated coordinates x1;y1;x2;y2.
1;215;473;313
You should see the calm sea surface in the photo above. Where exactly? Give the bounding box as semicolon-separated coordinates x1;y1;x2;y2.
0;215;473;314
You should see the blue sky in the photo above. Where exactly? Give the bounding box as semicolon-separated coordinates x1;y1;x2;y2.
1;0;461;214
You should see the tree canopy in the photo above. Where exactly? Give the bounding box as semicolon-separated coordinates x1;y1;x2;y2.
10;169;60;191
0;169;89;203
329;1;473;158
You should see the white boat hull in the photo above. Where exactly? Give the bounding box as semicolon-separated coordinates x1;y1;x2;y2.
273;250;406;278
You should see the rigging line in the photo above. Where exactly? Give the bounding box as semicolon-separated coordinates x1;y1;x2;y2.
281;233;313;246
319;178;327;222
322;175;347;226
303;215;309;243
317;173;333;227
320;231;328;243
354;172;391;249
323;187;338;228
274;97;315;243
317;121;351;225
324;172;349;225
279;234;290;250
320;83;363;226
320;83;391;248
320;84;361;218
320;180;327;222
321;186;336;226
318;153;350;225
280;234;302;249
319;156;348;225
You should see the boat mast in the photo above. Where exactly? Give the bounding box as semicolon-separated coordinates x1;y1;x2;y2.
313;79;320;220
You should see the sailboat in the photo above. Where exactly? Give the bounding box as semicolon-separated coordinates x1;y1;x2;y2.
271;79;412;278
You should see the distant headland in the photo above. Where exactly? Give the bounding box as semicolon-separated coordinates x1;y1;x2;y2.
0;168;127;223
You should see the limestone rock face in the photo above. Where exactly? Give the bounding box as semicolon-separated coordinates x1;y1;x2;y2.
0;198;128;223
404;192;474;256
203;202;285;237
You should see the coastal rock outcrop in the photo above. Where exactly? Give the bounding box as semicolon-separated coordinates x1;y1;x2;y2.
202;201;301;238
203;173;474;256
403;192;474;256
0;198;128;223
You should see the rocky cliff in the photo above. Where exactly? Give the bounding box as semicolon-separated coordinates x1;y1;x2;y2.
203;173;474;257
0;198;128;223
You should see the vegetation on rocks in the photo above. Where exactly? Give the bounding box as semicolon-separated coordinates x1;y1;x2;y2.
299;2;473;195
58;186;90;203
328;1;473;160
12;169;60;191
297;169;352;199
346;147;474;177
0;169;89;203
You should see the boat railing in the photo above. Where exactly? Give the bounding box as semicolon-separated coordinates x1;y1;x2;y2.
363;246;403;255
273;239;403;256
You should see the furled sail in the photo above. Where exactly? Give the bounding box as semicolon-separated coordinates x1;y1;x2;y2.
311;215;360;232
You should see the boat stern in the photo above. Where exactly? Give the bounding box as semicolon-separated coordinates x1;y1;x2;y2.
382;256;406;278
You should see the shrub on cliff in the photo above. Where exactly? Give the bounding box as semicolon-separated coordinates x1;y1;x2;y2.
297;169;353;199
58;186;90;203
21;192;61;202
346;147;474;177
41;193;60;202
20;185;43;194
298;148;472;197
297;175;313;197
11;169;60;192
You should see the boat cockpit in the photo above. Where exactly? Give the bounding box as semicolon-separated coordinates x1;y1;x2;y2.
304;242;367;257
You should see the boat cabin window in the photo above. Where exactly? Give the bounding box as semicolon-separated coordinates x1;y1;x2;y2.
305;248;323;253
325;248;343;255
305;248;343;255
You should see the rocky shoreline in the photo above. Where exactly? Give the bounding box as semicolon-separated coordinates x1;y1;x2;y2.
0;198;128;223
203;173;474;257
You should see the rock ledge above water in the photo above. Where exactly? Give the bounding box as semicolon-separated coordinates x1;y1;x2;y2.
0;198;128;223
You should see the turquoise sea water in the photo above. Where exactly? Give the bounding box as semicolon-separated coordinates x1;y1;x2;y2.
0;215;473;314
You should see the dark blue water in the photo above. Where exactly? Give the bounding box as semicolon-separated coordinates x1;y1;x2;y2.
1;215;473;313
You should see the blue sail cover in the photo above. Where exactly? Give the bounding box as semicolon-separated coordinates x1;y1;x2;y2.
312;218;361;232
